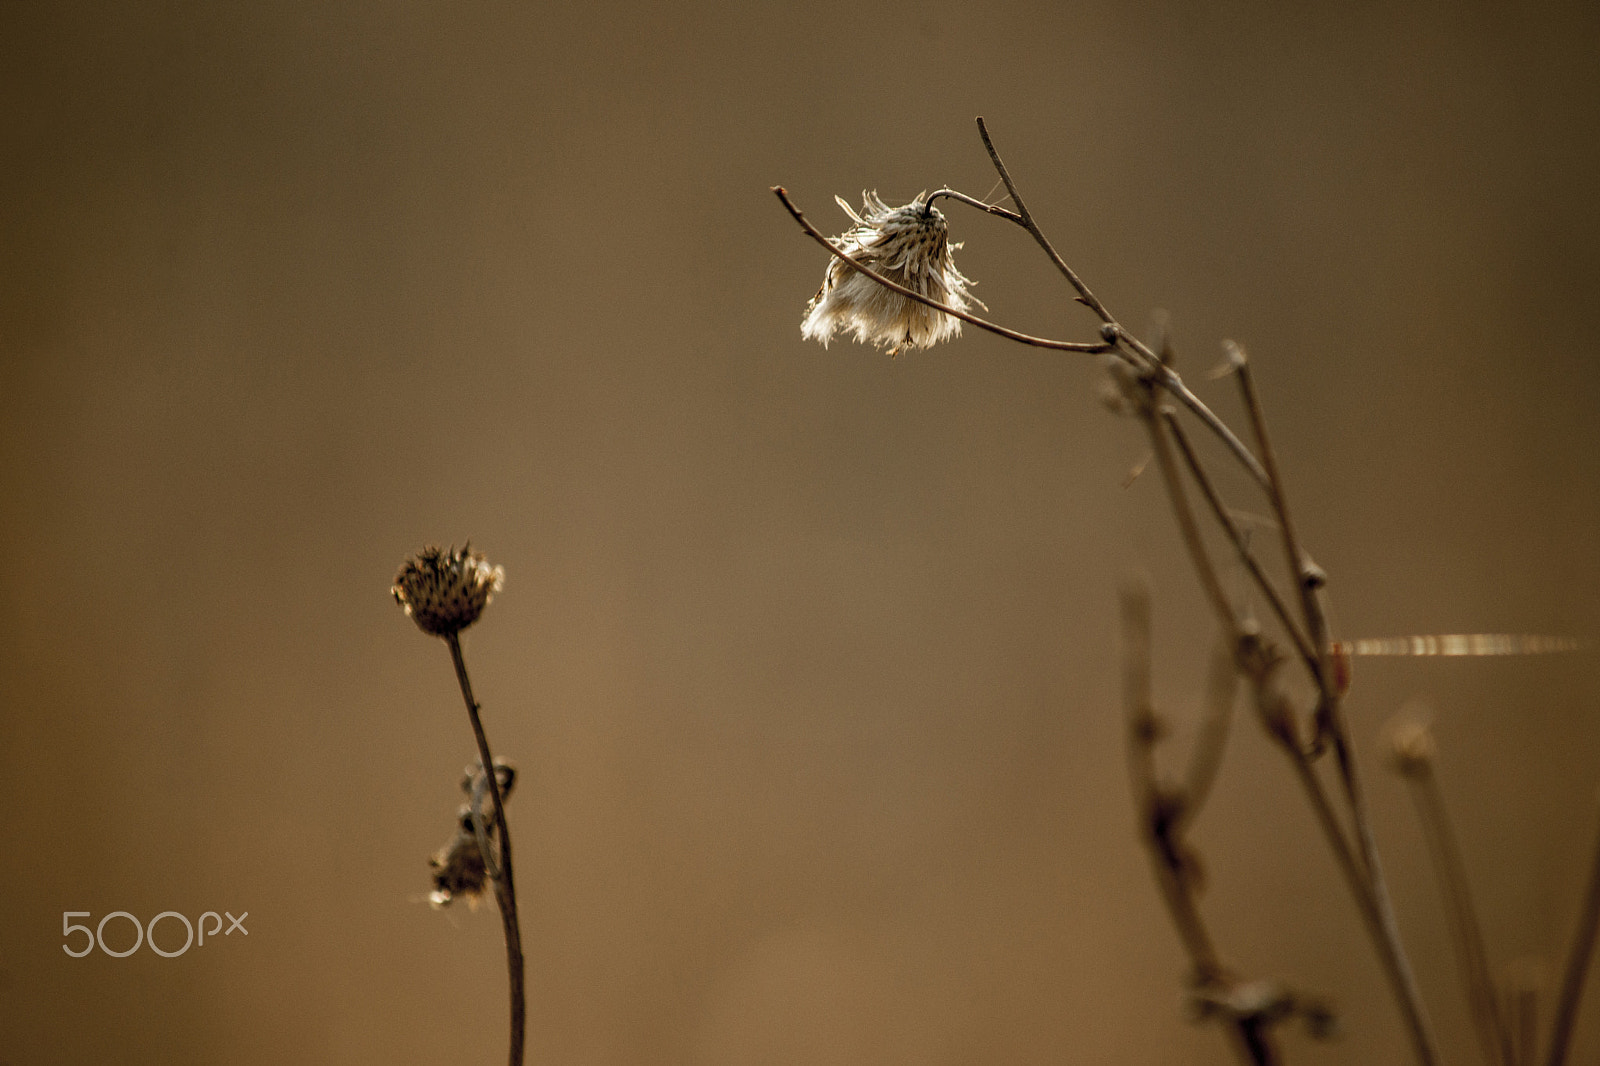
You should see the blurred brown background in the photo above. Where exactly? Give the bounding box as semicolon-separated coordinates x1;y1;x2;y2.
4;2;1599;1063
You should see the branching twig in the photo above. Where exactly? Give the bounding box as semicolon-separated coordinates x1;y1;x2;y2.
1231;343;1437;1065
1162;410;1317;669
774;118;1490;1066
975;117;1114;324
925;187;1023;222
1229;345;1331;699
1140;395;1240;642
1121;584;1282;1066
973;117;1271;491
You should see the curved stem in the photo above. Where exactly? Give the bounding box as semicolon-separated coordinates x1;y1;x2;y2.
447;634;526;1066
1231;346;1331;697
925;187;1022;222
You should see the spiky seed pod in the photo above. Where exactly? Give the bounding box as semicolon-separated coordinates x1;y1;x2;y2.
393;544;504;637
801;191;979;356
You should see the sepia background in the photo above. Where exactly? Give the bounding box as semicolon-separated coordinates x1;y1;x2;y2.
4;2;1599;1063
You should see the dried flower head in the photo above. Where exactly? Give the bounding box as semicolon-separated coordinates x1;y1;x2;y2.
801;191;980;356
393;544;505;637
429;806;494;908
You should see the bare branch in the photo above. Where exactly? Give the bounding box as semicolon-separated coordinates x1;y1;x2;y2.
974;119;1271;491
976;116;1114;324
1142;395;1241;641
1231;341;1437;1065
1163;410;1317;668
1231;343;1331;694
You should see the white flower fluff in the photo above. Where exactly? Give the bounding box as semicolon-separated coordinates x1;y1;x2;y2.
801;191;979;355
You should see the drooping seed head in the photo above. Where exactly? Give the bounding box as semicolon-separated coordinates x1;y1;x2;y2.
801;191;979;356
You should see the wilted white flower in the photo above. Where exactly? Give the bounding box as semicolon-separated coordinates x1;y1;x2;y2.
801;191;980;356
393;544;505;637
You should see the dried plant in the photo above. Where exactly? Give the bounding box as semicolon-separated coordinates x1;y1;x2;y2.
800;191;980;355
394;544;526;1066
776;118;1599;1065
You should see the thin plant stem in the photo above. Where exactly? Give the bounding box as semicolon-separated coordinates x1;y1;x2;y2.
969;115;1431;1064
1231;346;1437;1065
1121;586;1223;974
1154;367;1273;493
972;117;1271;491
1142;397;1239;642
925;187;1023;222
1229;345;1331;698
1277;737;1438;1065
1406;761;1511;1065
447;634;526;1066
1162;410;1317;669
1121;584;1279;1066
771;186;1111;353
1545;805;1600;1066
975;116;1113;323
